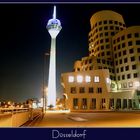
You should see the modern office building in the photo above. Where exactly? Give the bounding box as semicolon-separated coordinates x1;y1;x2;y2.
61;10;140;111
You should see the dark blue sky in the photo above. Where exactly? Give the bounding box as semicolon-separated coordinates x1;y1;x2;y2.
0;4;140;102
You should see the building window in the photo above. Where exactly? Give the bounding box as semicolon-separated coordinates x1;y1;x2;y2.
110;26;114;30
89;87;94;93
121;35;125;40
134;73;138;78
79;87;85;93
132;65;136;70
129;48;134;54
85;75;91;83
128;41;132;46
97;87;102;93
73;98;78;109
81;98;87;109
70;87;76;94
124;58;127;63
102;59;105;64
68;76;74;83
117;37;120;42
127;33;132;38
109;20;113;24
118;76;120;81
122;43;125;48
129;82;133;87
122;75;125;80
135;33;139;38
119;59;122;64
116;68;119;73
107;51;110;55
115;54;117;58
118;52;121;57
101;45;104;50
106;44;110;49
106;38;109;42
99;21;102;25
118;44;121;50
125;66;129;71
131;56;135;62
123;50;126;55
137;48;140;53
121;67;124;72
116;61;118;66
85;60;87;64
99;27;102;31
105;32;108;36
94;76;100;82
104;20;107;24
77;75;83;83
114;21;118;24
100;33;103;37
115;26;119;30
111;32;115;36
101;52;105;56
104;26;108;30
136;40;140;45
97;59;100;63
90;98;96;109
89;59;92;64
127;74;131;79
100;39;104;43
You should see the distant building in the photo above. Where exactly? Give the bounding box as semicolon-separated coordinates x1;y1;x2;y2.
61;10;140;111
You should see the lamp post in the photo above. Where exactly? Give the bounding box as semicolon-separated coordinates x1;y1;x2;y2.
43;53;49;113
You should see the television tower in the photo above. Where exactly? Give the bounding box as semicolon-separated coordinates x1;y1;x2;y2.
46;6;62;108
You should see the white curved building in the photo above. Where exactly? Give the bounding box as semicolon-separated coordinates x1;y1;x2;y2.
61;10;140;111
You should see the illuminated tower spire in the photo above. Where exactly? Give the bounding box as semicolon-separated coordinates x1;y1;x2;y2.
46;6;62;108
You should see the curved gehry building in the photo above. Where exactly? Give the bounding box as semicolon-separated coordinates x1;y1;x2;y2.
61;10;140;111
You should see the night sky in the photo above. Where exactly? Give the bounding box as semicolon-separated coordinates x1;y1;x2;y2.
0;4;140;102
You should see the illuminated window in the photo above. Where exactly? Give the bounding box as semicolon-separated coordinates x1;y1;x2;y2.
94;76;99;82
68;76;74;83
77;75;83;83
129;82;133;87
135;81;140;87
85;76;91;83
106;78;110;84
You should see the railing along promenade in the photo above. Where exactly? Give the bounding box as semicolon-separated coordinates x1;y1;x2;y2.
0;107;42;127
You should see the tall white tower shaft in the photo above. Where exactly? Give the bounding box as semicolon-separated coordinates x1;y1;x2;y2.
46;6;62;108
47;38;56;107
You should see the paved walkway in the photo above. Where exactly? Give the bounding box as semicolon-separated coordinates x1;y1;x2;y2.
29;111;140;127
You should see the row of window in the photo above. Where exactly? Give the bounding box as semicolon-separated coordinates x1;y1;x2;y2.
91;26;123;37
89;31;115;41
68;75;101;83
120;81;140;88
115;56;137;66
113;40;140;51
91;38;110;47
114;48;140;58
91;20;125;31
117;73;138;81
113;32;140;44
116;65;137;73
70;87;102;94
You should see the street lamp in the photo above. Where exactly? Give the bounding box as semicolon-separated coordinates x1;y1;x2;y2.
43;52;49;113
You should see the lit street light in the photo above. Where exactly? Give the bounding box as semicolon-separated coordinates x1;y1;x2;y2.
43;52;49;113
